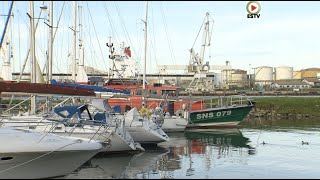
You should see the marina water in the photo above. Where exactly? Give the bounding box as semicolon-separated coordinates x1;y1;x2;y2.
65;118;320;179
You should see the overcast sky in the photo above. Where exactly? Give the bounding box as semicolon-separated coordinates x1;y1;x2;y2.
1;1;320;75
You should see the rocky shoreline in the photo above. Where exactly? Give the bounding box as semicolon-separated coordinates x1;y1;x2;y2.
247;107;316;119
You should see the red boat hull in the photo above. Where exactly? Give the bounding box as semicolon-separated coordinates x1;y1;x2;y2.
0;81;95;96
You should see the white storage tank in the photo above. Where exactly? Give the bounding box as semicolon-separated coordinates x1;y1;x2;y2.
293;70;301;79
214;72;222;86
222;69;247;82
254;66;273;81
222;69;232;83
230;69;247;81
275;66;293;80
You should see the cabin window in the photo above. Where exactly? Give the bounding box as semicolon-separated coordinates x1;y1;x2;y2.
135;90;142;95
162;90;176;96
149;90;158;95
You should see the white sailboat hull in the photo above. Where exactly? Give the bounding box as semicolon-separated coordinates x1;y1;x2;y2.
0;150;98;179
0;127;102;179
160;117;188;132
126;126;169;144
0;119;137;153
121;107;170;144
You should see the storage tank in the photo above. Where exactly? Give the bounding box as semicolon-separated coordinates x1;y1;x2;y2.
254;66;273;81
222;69;247;82
230;69;247;81
293;70;301;79
301;68;320;78
275;66;293;80
222;69;232;83
214;72;222;86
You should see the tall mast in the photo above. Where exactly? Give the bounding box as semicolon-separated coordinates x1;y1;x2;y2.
142;1;148;106
0;1;14;50
48;1;53;83
75;5;88;84
30;1;36;84
29;1;36;114
0;1;14;82
72;1;77;82
143;1;148;90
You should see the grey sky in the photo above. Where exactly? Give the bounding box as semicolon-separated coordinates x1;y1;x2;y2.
1;1;320;75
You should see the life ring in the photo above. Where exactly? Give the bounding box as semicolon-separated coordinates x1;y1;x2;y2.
175;109;183;117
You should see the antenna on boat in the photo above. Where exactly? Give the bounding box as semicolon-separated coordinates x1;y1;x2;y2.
106;36;115;79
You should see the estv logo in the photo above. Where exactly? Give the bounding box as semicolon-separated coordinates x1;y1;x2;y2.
246;1;261;18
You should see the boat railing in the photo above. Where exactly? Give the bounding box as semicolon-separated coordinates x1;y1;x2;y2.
200;95;254;109
0;96;33;116
18;116;112;143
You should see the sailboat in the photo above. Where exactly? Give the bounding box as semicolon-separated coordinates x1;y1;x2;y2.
0;1;145;154
0;126;104;179
90;98;169;145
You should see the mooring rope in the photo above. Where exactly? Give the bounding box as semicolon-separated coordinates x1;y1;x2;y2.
0;139;85;174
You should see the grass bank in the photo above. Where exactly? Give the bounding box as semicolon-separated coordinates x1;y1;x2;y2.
249;97;320;118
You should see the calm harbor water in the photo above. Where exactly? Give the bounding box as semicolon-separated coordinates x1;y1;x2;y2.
64;119;320;179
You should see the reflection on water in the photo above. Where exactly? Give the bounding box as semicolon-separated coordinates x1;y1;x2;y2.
65;154;135;179
64;119;320;179
65;128;253;179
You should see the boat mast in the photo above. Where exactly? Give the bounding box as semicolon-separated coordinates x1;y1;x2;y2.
72;1;77;82
75;5;88;84
48;1;53;84
142;1;148;106
30;1;36;84
0;1;14;51
29;1;37;114
0;1;14;82
46;1;53;113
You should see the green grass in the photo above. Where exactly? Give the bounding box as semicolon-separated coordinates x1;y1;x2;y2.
252;97;320;116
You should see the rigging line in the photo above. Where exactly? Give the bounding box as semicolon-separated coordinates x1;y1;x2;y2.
0;1;14;51
18;9;21;73
114;1;140;63
85;29;99;72
150;4;158;74
159;2;176;66
149;40;159;75
10;4;14;72
84;19;100;72
0;140;84;174
103;2;120;45
82;7;102;72
85;1;106;66
191;15;206;50
53;1;65;42
16;1;46;69
208;14;214;46
19;10;46;58
81;7;93;70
